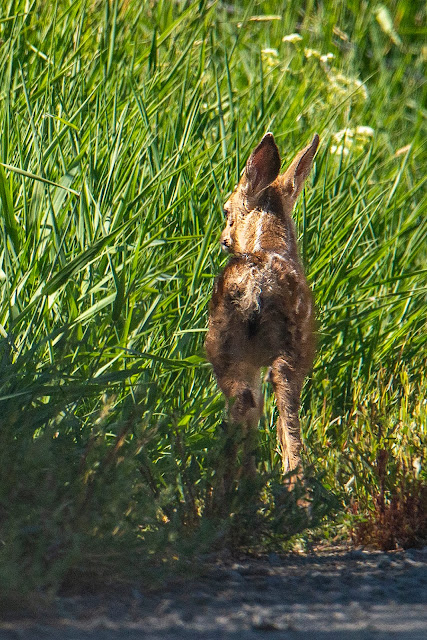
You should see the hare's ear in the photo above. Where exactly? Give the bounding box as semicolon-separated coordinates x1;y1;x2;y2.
244;133;281;206
281;134;319;200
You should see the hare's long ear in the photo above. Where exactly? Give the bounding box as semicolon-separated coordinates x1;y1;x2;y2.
243;133;281;207
281;134;319;200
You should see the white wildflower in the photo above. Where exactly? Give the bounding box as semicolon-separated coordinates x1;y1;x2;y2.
356;126;374;137
320;53;335;63
261;48;279;70
327;71;369;102
282;33;302;43
304;48;321;59
261;48;279;56
330;126;374;156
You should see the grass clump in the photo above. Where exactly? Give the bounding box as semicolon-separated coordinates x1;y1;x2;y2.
346;371;427;550
0;0;425;599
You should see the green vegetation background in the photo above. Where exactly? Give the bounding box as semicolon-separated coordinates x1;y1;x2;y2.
0;0;425;598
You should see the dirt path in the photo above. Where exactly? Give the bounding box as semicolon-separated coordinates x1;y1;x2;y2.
1;546;426;639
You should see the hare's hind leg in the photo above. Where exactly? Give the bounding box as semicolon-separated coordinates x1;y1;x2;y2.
230;368;263;481
208;360;263;513
270;357;304;488
218;364;263;482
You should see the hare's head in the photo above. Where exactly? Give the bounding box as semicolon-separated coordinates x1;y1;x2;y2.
220;132;319;254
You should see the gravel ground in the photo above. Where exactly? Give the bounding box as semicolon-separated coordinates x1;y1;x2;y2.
1;546;427;639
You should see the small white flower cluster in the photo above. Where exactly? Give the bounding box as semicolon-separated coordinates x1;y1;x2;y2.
329;72;369;101
261;48;279;69
320;52;335;64
303;47;368;104
261;47;279;56
282;33;302;44
303;48;335;63
330;126;374;156
304;47;320;58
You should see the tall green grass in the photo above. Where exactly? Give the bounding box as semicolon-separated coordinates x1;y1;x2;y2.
0;0;425;597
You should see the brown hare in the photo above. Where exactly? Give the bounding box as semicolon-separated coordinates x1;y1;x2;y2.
205;132;319;500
